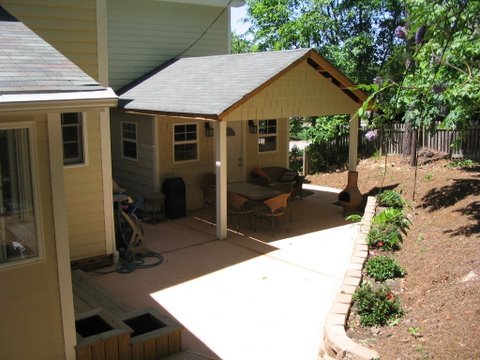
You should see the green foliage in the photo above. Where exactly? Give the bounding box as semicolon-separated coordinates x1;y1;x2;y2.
445;159;480;169
289;145;303;173
367;223;403;251
373;208;411;233
231;33;256;54
365;255;406;282
345;214;362;222
245;0;404;84
377;190;405;208
353;282;404;327
368;208;411;250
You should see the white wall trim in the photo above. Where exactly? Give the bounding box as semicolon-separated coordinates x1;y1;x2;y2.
153;117;161;192
100;109;116;256
47;114;76;360
96;0;109;86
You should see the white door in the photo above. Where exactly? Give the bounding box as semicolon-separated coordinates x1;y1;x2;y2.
227;121;244;182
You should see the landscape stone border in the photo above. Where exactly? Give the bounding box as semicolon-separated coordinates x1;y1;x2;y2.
319;196;379;360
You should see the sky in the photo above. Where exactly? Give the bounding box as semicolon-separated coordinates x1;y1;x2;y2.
230;4;250;35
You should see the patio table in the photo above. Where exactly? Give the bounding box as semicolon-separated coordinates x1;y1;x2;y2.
228;182;282;201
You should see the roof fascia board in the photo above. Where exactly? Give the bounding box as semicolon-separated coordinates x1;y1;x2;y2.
218;50;312;120
124;109;219;121
0;89;118;113
308;51;367;103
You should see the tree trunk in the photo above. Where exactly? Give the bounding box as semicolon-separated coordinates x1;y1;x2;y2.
409;127;418;166
402;122;413;159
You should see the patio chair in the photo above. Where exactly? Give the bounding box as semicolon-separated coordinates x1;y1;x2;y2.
200;179;216;224
227;191;254;232
254;193;291;236
269;182;294;223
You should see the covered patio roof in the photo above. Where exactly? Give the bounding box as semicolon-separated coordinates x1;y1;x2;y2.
117;48;366;120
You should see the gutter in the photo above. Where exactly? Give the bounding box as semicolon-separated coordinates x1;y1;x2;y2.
0;88;118;113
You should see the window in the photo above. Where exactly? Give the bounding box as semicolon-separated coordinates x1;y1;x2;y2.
174;123;198;162
61;113;84;165
258;119;277;152
0;126;41;266
122;122;137;160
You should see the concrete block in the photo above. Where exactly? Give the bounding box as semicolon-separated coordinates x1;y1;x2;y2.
344;276;361;287
330;302;351;316
340;284;357;295
335;293;353;305
345;269;362;278
326;313;346;326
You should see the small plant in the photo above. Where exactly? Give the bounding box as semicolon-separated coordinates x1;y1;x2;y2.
345;214;362;222
365;255;406;281
367;223;403;250
445;159;479;169
423;173;433;182
367;208;411;250
408;326;421;338
373;207;411;234
352;282;403;326
377;190;405;208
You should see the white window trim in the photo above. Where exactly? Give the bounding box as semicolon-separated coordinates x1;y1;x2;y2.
258;119;278;154
62;112;89;168
173;122;199;164
121;121;138;161
0;121;45;271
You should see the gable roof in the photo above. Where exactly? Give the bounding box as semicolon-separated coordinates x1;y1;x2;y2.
118;48;366;120
0;5;116;110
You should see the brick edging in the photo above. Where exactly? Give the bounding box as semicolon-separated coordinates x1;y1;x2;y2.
319;196;379;360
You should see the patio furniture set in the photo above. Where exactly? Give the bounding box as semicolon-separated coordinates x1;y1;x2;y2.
200;167;304;235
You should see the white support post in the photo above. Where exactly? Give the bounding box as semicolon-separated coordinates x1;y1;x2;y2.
215;121;228;239
348;113;359;172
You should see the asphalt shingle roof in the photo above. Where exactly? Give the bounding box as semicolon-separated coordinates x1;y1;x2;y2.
0;5;104;95
119;49;312;118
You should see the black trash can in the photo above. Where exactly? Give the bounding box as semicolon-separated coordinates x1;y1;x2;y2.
162;177;186;219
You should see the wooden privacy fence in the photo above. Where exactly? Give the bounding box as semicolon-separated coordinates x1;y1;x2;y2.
375;123;480;159
302;123;480;174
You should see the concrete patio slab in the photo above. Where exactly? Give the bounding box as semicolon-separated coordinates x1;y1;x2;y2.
86;185;359;360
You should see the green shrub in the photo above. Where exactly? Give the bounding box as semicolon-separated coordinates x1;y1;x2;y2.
373;208;411;234
377;190;405;208
367;223;403;250
445;159;479;169
365;255;406;281
352;282;403;326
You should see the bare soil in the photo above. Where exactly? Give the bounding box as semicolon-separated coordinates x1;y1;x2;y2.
307;154;480;360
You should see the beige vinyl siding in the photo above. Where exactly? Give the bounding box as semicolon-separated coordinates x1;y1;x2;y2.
110;110;156;197
107;0;229;90
64;111;107;261
0;115;65;360
157;117;215;210
1;0;99;80
222;61;359;121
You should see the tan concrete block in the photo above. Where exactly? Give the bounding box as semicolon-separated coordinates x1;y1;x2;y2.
326;313;346;326
331;302;351;316
335;293;353;305
344;276;361;287
340;284;357;295
346;269;362;278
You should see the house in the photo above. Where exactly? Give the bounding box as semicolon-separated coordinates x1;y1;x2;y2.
103;1;366;239
0;0;365;357
0;5;117;360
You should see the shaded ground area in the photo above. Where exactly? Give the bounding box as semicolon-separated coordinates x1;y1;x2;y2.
308;155;480;360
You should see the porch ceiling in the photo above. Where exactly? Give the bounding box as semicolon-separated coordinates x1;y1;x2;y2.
117;48;366;121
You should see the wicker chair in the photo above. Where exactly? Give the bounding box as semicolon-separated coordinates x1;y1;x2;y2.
254;193;291;236
227;191;254;232
200;173;216;223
